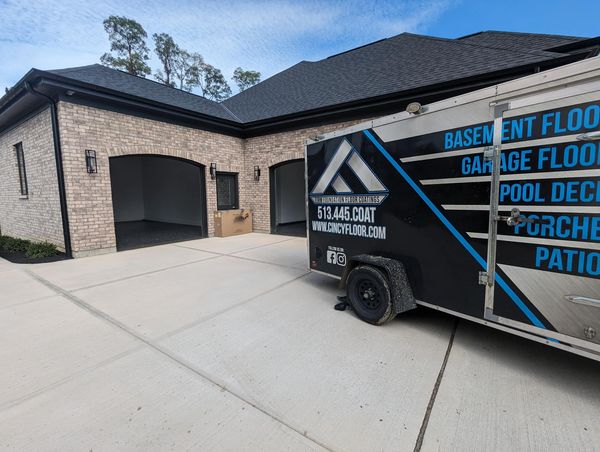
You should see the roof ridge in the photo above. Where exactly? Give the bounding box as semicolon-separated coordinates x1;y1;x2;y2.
48;63;103;72
458;30;585;41
400;32;560;58
401;32;452;42
323;36;391;60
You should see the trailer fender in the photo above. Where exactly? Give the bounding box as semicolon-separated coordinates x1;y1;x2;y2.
341;254;417;314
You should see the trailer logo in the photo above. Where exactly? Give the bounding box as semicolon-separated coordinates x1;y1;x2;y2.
326;246;346;266
310;138;388;205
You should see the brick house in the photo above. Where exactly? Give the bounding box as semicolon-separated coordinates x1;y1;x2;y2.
1;31;598;257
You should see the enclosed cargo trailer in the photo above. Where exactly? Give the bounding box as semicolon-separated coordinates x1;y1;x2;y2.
305;57;600;361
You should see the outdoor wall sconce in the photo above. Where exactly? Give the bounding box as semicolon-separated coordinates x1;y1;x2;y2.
254;165;261;181
210;162;217;180
85;150;98;174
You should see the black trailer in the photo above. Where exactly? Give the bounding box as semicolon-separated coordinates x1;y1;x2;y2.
305;58;600;361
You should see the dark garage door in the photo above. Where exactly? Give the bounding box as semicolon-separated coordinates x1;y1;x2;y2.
109;155;207;250
270;159;306;237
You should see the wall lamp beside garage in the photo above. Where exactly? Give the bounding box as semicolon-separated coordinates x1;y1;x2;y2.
85;150;98;174
210;162;217;180
253;165;261;181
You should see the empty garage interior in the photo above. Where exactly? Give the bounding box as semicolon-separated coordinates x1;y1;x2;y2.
270;160;306;236
109;155;207;250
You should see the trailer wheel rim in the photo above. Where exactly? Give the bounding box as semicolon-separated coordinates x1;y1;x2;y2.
357;279;381;310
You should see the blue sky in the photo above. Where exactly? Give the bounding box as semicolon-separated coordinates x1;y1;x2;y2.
1;0;598;95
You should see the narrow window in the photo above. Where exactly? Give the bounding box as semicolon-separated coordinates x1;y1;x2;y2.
14;142;28;197
216;172;239;210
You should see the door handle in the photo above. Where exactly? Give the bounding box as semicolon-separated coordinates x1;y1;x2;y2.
495;208;550;227
565;295;600;308
576;131;600;141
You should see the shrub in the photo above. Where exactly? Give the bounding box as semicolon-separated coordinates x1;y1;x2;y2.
1;236;30;254
26;241;58;259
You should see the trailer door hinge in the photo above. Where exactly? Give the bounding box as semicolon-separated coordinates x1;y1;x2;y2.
478;271;490;285
483;146;497;162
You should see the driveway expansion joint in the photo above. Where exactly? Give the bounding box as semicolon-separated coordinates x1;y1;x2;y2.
174;241;308;272
413;318;458;452
68;254;222;293
23;267;332;452
155;271;310;342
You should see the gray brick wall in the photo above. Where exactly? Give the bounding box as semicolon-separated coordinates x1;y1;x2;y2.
244;118;369;232
2;100;370;257
0;108;65;249
57;101;246;257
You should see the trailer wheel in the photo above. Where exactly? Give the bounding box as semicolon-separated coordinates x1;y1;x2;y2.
346;265;395;325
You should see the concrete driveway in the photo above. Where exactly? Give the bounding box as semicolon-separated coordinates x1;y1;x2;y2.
1;233;599;451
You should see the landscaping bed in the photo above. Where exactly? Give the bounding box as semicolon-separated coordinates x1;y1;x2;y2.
0;235;67;264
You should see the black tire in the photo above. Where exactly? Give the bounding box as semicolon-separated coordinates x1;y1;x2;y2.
346;265;395;325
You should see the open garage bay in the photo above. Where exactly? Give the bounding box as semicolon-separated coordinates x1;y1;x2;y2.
110;155;207;250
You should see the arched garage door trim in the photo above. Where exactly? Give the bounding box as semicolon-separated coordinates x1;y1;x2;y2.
109;154;208;249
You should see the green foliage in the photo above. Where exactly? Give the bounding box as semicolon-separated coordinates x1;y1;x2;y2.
232;67;261;92
100;15;151;76
173;50;202;92
100;16;235;100
153;33;180;87
0;236;30;254
175;52;232;100
200;64;232;101
0;235;57;259
25;241;58;259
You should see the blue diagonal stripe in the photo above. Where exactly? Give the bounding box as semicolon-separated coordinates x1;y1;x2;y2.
364;129;546;329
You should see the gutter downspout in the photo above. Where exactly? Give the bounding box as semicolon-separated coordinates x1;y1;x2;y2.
25;82;72;257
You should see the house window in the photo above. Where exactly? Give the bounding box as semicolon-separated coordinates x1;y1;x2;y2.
216;172;239;210
15;142;28;197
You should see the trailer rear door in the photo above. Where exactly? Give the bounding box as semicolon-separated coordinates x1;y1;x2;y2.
483;85;600;352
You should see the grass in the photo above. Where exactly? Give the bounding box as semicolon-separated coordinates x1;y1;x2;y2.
0;234;58;258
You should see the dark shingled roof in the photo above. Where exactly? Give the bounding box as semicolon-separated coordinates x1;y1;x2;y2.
8;30;588;127
47;64;240;122
222;32;584;123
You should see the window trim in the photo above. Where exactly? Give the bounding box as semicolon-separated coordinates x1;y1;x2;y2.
14;142;28;198
216;171;239;210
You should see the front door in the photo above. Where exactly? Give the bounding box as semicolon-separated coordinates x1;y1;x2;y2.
484;85;600;354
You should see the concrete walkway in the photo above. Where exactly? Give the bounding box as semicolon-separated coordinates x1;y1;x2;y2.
1;233;598;451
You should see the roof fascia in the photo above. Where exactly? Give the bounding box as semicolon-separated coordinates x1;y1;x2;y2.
545;36;600;53
38;77;245;136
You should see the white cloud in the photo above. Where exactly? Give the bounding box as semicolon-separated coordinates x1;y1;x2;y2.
0;0;453;93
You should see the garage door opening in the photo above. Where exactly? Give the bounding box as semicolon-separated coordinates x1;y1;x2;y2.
270;159;306;236
109;155;207;250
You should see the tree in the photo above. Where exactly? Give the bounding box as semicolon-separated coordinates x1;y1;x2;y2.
100;16;151;77
232;67;261;91
177;53;231;101
153;33;179;87
200;65;232;101
173;50;202;92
